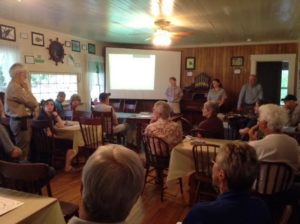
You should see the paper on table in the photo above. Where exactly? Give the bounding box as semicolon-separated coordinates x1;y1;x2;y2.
0;196;24;216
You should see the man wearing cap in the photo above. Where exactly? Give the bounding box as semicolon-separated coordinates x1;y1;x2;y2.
282;94;300;126
237;75;263;112
94;92;127;134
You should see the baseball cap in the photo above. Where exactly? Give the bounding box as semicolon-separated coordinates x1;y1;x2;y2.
99;92;111;101
281;94;297;102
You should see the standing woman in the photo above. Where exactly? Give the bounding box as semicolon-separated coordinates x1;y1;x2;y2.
5;63;39;160
207;78;227;109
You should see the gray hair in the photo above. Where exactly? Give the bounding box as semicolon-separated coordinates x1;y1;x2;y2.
82;144;144;222
9;63;27;79
258;104;288;131
204;101;219;116
216;142;259;191
153;101;171;119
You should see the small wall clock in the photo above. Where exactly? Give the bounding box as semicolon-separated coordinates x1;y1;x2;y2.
47;38;65;65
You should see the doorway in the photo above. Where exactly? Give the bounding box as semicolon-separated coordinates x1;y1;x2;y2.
256;62;288;105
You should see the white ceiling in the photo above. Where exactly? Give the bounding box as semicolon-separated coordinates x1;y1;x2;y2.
0;0;300;47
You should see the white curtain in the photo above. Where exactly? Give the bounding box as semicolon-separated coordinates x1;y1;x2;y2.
87;55;104;108
0;45;20;91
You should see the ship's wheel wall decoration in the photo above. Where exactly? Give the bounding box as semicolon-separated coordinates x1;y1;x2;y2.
47;38;65;65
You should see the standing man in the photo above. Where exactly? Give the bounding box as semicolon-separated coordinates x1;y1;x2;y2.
5;63;39;160
165;77;183;114
237;75;263;112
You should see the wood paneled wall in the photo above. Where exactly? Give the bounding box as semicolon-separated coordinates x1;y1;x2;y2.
177;43;298;101
102;42;298;104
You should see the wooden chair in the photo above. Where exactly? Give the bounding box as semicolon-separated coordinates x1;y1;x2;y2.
30;120;55;166
0;160;79;222
142;134;183;201
31;120;70;169
253;161;295;224
111;100;122;112
72;110;92;121
123;100;137;113
179;117;193;136
92;109;124;144
192;143;220;204
79;117;103;160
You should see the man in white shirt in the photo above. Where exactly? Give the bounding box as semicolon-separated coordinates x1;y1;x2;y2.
93;92;127;134
249;104;300;171
165;77;183;114
282;94;300;127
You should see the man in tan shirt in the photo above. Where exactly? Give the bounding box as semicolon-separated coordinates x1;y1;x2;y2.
5;63;39;159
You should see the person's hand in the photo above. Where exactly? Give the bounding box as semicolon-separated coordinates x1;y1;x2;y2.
52;111;58;118
10;147;22;159
20;81;29;91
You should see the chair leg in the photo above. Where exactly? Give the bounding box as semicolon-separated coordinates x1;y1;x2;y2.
142;166;150;194
178;177;183;195
156;169;164;201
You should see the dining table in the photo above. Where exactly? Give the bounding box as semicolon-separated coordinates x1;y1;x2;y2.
116;112;152;151
0;187;65;224
54;120;85;155
167;137;235;182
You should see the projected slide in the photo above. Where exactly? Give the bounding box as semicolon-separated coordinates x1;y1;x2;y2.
109;54;156;90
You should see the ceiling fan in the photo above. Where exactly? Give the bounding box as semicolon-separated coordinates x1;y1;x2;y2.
152;18;191;46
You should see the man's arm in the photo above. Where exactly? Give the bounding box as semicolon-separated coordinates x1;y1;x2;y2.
258;84;263;100
237;85;246;110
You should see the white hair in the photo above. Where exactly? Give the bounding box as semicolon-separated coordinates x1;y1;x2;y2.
9;63;27;79
204;101;219;116
81;144;144;222
258;104;288;131
154;101;171;119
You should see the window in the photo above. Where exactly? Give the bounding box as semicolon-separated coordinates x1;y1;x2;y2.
280;69;289;105
0;46;20;92
88;59;104;102
30;73;78;102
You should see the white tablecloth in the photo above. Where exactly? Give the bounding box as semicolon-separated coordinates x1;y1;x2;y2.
167;138;234;181
0;188;65;224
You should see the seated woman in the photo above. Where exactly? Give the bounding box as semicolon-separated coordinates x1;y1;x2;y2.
144;101;183;150
207;79;227;110
38;99;77;172
0;100;22;160
69;94;82;121
197;102;224;139
239;99;269;140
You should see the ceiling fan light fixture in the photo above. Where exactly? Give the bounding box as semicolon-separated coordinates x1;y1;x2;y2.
153;29;172;46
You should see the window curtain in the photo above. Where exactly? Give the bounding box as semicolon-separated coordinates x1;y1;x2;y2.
0;45;20;91
87;55;104;109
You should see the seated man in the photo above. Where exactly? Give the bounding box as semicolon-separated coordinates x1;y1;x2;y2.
54;91;66;116
144;101;183;150
93;92;127;134
249;104;300;171
184;142;271;224
0;100;22;160
282;94;300;127
68;144;144;224
197;102;224;139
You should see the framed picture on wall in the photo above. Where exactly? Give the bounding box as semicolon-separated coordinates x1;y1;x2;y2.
31;32;44;46
231;56;244;66
0;24;16;41
88;43;96;54
186;57;195;70
24;55;35;64
72;40;81;52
